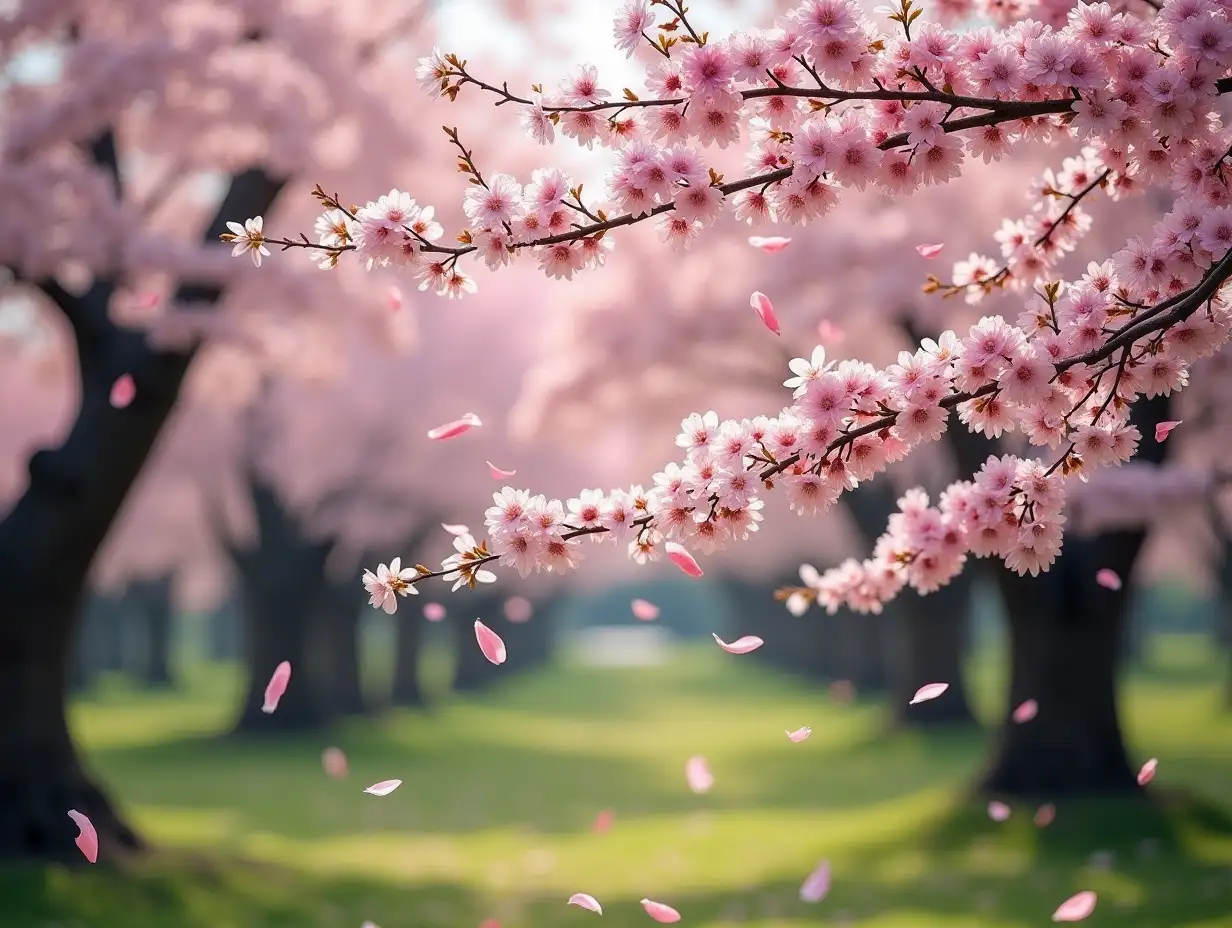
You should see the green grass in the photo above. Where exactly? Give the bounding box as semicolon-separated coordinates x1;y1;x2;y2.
4;638;1232;928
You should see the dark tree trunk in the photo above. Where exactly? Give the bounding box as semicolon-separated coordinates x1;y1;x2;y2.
1216;532;1232;708
451;592;504;692
128;575;175;688
230;474;335;734
208;596;243;662
890;569;977;727
84;593;126;672
319;587;366;716
0;166;285;861
976;394;1171;798
390;608;426;707
503;603;556;675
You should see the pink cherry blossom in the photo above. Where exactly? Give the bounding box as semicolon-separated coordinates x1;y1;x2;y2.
640;900;681;923
631;598;660;620
67;810;98;864
261;661;291;714
749;235;792;252
786;726;813;742
1155;420;1182;441
799;860;831;903
363;779;402;796
685;755;714;794
1052;891;1097;922
749;291;781;335
593;809;614;834
474;620;507;664
503;596;533;623
916;243;945;258
568;894;603;914
1013;699;1039;723
665;542;704;578
1137;757;1158;785
109;374;136;409
423;602;447;621
988;800;1011;822
712;633;765;654
427;413;482;441
910;683;949;705
487;461;517;479
322;747;349;779
1095;568;1123;591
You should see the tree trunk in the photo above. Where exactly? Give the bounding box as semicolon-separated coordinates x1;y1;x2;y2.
890;569;977;727
230;475;335;734
976;394;1171;798
319;590;366;716
129;575;175;688
208;596;243;662
390;608;426;707
452;593;504;692
1215;532;1232;708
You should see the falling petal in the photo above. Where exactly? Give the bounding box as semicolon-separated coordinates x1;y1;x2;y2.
817;319;845;343
712;633;764;654
427;413;482;441
423;602;447;622
135;292;161;309
631;598;660;621
475;620;507;664
799;860;831;903
67;810;98;864
786;727;813;742
749;290;781;336
665;542;704;578
1095;568;1122;591
988;801;1011;822
262;661;291;714
487;461;517;479
442;523;470;536
362;922;379;928
685;755;714;794
1155;420;1181;442
480;920;501;928
321;746;349;779
909;682;948;705
109;374;136;409
916;242;945;258
363;779;402;797
640;899;681;923
568;893;603;914
1137;757;1157;786
1013;699;1039;723
504;596;533;623
593;809;614;834
1035;804;1056;827
1052;891;1097;922
387;286;403;310
748;235;792;252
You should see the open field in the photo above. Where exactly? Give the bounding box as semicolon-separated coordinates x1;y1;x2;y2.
4;636;1231;928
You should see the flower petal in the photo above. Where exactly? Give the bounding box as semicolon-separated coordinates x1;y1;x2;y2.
321;747;349;779
423;602;447;621
109;374;136;409
1095;568;1122;591
631;598;660;621
786;727;812;742
640;899;681;923
593;809;614;834
1137;757;1157;786
387;286;403;311
988;801;1011;822
504;596;533;623
67;810;98;864
475;619;507;664
685;755;714;794
749;290;781;336
712;633;764;654
427;413;482;441
909;682;948;705
487;461;517;479
1154;420;1181;442
261;661;291;714
1012;699;1038;723
363;779;402;796
799;860;831;903
748;235;792;252
665;542;704;578
915;242;944;258
442;523;470;535
817;319;845;343
1034;803;1056;827
568;893;603;914
1052;891;1097;922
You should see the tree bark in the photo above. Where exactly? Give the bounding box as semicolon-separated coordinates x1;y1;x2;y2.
208;596;243;662
319;586;367;716
229;473;335;734
451;592;505;692
128;575;175;688
1215;529;1232;708
975;394;1171;798
390;609;426;707
890;569;978;727
0;166;284;861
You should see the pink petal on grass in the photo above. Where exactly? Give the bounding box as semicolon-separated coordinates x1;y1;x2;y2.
749;291;781;336
475;620;507;664
712;633;764;654
916;242;945;258
786;727;813;743
442;523;470;536
423;602;447;622
1137;757;1157;786
262;660;291;714
817;319;845;343
109;374;136;409
665;542;704;578
909;682;948;705
321;746;349;779
1095;568;1122;591
988;801;1012;822
685;755;714;794
487;461;517;479
363;779;402;796
593;809;614;834
631;598;660;621
748;235;792;252
67;810;98;864
640;899;681;923
1052;891;1097;922
427;413;482;441
1155;419;1181;442
504;596;533;623
1013;699;1039;723
799;860;831;903
1035;804;1056;827
568;893;603;914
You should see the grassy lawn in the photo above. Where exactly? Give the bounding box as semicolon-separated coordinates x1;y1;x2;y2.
4;637;1232;928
